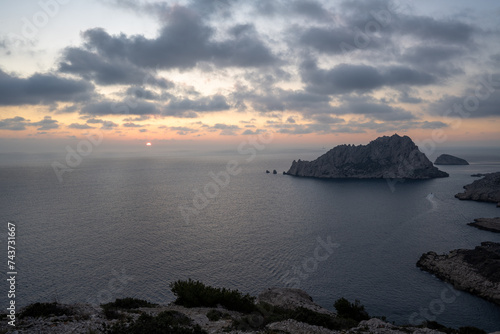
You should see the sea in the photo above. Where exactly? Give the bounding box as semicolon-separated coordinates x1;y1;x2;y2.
1;146;500;331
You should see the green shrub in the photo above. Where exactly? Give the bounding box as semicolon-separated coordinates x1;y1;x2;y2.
20;302;73;319
207;309;230;321
170;279;256;313
333;298;370;322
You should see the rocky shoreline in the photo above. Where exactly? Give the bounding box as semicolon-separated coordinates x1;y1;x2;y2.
455;172;500;207
468;218;500;233
417;242;500;306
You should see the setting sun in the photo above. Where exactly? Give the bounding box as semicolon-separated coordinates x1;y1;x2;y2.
146;142;152;146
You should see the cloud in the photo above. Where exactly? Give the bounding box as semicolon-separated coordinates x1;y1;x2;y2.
233;87;333;114
80;99;160;116
101;121;118;130
59;48;171;87
301;59;436;95
168;126;199;135
125;86;162;100
0;69;94;106
0;116;28;131
123;115;150;122
429;90;500;118
32;116;59;130
77;6;278;70
310;115;345;124
330;99;416;121
163;95;231;117
123;122;143;127
297;26;383;54
398;14;478;45
84;118;119;129
86;118;105;124
209;123;240;136
68;123;94;129
242;129;264;135
0;116;59;131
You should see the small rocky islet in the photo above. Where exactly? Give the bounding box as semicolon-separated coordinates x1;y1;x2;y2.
434;154;469;165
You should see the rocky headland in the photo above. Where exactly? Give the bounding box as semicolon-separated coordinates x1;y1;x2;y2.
286;134;448;179
434;154;469;165
417;242;500;306
455;172;500;207
468;218;500;233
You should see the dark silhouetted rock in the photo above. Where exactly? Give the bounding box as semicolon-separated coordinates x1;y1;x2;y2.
471;173;486;177
417;242;500;305
286;134;448;179
434;154;469;165
455;172;500;206
273;169;277;174
468;217;500;233
266;170;270;174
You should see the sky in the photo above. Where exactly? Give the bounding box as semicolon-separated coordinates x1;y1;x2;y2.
1;0;500;153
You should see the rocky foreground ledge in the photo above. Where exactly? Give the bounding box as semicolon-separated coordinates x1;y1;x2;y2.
0;287;487;334
417;242;500;306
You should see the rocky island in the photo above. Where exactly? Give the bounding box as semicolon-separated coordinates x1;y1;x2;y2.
434;154;469;165
417;242;500;306
455;172;500;207
286;134;448;179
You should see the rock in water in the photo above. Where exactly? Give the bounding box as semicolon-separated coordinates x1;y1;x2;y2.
455;172;500;206
417;242;500;305
468;218;500;233
286;134;448;179
434;154;469;165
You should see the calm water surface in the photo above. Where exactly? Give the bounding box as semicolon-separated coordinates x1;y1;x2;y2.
1;150;499;331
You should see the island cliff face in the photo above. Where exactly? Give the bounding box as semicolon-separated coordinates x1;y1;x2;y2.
286;134;449;179
434;154;469;165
